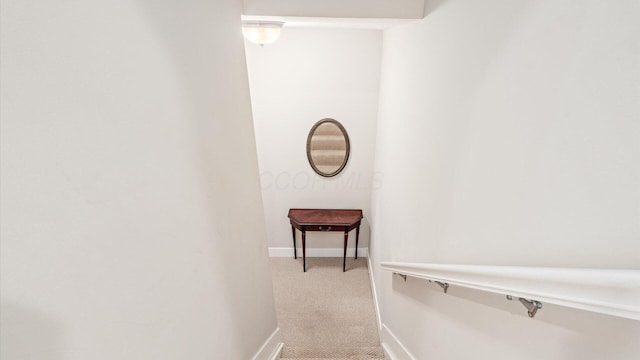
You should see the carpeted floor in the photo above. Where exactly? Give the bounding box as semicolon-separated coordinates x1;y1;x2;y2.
270;257;385;359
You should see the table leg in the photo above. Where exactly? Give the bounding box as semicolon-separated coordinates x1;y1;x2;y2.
343;231;348;272
291;225;297;259
302;230;306;272
355;225;360;259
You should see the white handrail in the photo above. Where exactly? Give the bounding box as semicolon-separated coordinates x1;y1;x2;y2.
381;261;640;321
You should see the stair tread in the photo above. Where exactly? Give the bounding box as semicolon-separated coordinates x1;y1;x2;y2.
280;345;385;359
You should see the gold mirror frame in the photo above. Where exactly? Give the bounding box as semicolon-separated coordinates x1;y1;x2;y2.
306;118;350;177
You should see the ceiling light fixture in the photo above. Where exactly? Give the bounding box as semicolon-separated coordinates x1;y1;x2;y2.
242;21;284;46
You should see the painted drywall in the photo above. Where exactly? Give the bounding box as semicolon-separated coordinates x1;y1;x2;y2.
0;0;277;359
242;0;425;19
245;27;382;252
370;0;640;359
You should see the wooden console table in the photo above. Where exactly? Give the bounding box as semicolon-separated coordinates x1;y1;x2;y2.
288;208;363;272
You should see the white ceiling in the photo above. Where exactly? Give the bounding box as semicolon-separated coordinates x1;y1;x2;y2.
241;15;417;30
242;0;425;21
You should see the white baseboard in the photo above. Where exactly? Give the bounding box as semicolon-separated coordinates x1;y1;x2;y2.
367;257;382;333
269;247;369;258
251;327;283;360
381;324;415;360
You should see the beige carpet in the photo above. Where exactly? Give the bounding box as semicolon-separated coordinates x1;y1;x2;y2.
270;257;385;359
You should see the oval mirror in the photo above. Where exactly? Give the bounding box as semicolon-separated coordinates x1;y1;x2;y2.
306;118;350;177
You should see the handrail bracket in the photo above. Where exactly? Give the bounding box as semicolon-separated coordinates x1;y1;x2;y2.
394;272;407;282
507;295;543;318
428;280;449;293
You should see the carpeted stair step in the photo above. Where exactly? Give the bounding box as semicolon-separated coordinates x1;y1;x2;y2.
287;358;383;360
280;346;385;359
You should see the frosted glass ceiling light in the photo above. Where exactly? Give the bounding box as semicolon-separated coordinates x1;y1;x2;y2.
242;21;284;46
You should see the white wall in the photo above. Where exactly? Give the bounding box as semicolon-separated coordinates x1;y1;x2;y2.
242;0;425;19
370;0;640;359
245;28;382;252
0;0;278;359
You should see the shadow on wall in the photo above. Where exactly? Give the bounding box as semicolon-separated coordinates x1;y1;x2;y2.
423;0;449;17
1;299;64;359
390;275;640;358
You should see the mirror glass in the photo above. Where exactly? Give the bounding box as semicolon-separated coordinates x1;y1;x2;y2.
306;118;350;177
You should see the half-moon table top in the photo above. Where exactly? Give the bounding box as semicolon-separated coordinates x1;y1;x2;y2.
288;208;363;227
